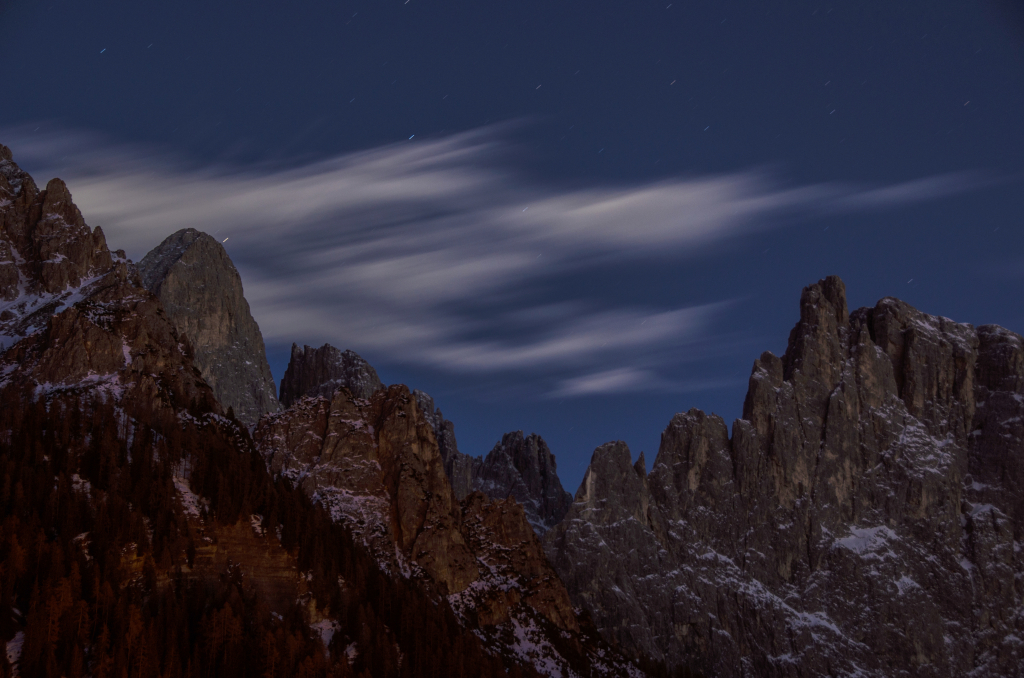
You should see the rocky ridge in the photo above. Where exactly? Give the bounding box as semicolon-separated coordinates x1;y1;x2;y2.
253;386;642;676
279;343;383;407
544;276;1024;677
138;228;280;428
474;431;574;534
0;143;117;352
0;143;600;678
413;391;572;533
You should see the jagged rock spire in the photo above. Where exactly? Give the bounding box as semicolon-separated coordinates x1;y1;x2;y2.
279;342;383;407
1;147;115;350
545;275;1024;676
473;431;573;534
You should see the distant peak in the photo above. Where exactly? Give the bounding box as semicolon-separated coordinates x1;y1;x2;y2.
279;342;383;406
634;450;647;477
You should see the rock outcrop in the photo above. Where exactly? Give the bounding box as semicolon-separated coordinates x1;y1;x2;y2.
545;276;1024;677
279;342;383;407
1;143;117;351
414;389;477;499
254;386;641;676
138;228;279;428
474;431;573;534
413;391;572;533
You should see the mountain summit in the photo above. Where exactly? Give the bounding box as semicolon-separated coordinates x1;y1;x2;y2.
1;143;116;351
279;342;383;407
545;275;1024;676
138;228;280;427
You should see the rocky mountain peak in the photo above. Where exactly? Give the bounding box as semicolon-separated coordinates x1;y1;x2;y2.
253;384;638;675
781;274;849;393
138;228;280;428
412;403;575;535
137;226;203;291
575;442;653;529
632;450;647;477
1;150;115;349
474;430;573;534
279;342;383;407
545;275;1024;676
0;155;217;414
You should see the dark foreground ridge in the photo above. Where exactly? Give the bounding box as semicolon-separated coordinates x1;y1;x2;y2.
0;146;645;678
545;275;1024;677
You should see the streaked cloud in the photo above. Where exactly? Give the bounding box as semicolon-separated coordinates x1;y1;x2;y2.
551;368;659;397
0;124;991;395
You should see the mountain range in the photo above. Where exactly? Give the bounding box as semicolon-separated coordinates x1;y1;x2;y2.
1;143;1021;677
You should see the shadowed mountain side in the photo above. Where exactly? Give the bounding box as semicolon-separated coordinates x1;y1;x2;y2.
0;143;575;678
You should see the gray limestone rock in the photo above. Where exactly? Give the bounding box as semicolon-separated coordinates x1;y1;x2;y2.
279;343;383;407
545;275;1024;677
138;228;280;428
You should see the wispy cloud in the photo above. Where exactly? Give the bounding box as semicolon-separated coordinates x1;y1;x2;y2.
1;124;991;395
825;173;988;211
551;368;658;397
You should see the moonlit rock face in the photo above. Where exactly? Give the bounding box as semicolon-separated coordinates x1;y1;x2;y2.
0;145;115;351
279;342;383;407
138;228;280;428
545;276;1024;677
473;431;573;534
0;149;219;414
253;385;639;676
414;389;572;535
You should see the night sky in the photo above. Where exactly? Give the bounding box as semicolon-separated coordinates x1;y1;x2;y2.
2;0;1023;490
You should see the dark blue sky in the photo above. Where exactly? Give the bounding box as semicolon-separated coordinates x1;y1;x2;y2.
3;0;1023;489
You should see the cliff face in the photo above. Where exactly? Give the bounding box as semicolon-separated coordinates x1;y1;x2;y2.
279;343;383;407
138;228;280;428
255;384;479;594
253;386;641;676
413;389;476;499
414;391;572;534
0;143;115;351
545;276;1024;677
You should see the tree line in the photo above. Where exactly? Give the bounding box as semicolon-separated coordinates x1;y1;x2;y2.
0;382;540;678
